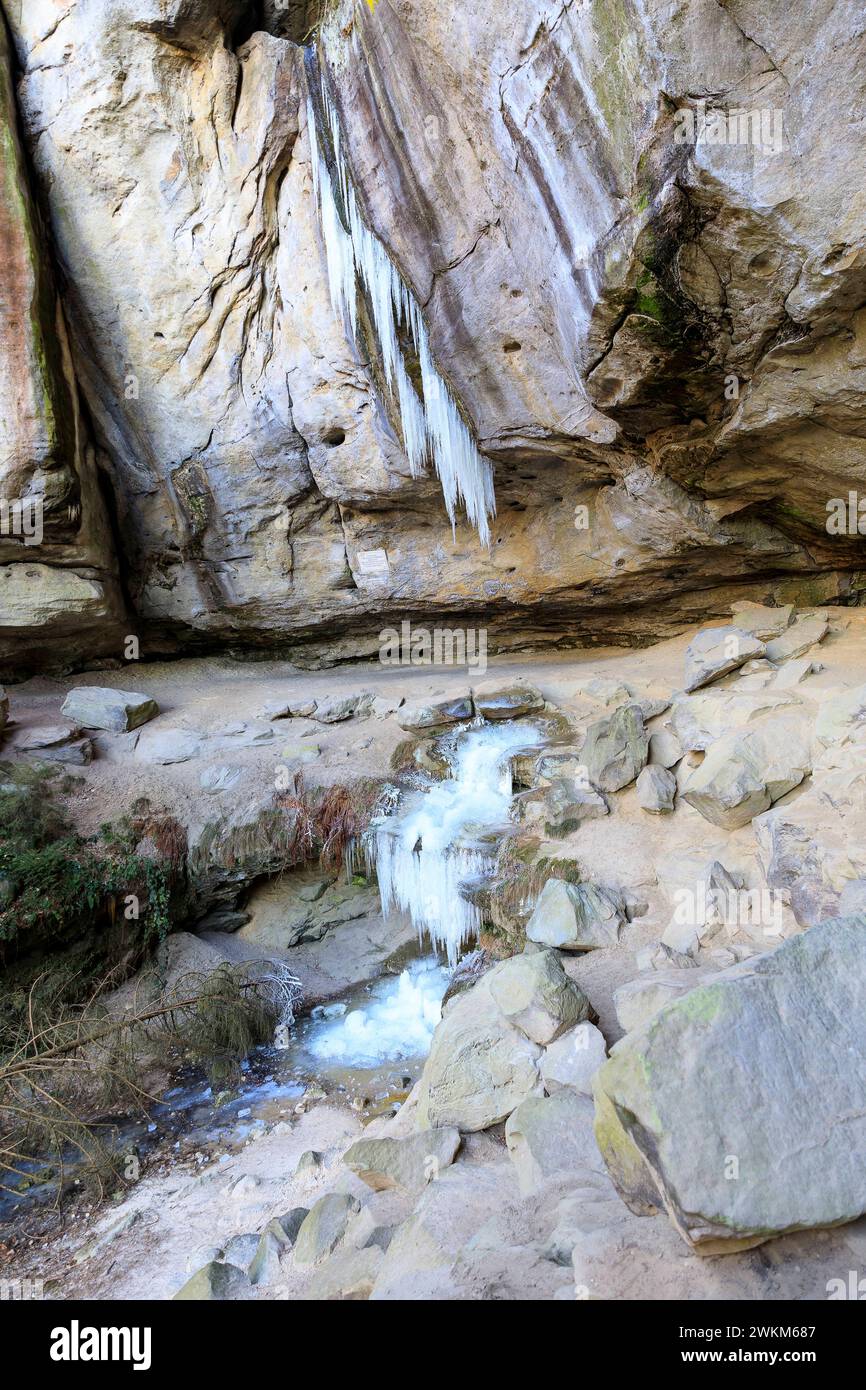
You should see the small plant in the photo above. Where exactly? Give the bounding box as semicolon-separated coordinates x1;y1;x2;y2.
276;773;381;872
0;766;186;987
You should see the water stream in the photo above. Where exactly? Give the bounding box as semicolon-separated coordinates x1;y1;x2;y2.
1;722;541;1222
371;719;544;965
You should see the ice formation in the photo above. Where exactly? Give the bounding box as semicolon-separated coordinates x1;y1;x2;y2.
306;71;496;546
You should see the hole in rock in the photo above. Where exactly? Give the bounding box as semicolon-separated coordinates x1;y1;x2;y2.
322;427;346;447
502;340;522;353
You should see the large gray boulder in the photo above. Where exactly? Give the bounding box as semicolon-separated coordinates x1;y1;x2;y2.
580;703;648;792
684;627;766;692
681;718;811;829
415;969;543;1132
60;686;158;732
526;878;626;951
594;917;866;1253
487;948;592;1044
505;1089;605;1195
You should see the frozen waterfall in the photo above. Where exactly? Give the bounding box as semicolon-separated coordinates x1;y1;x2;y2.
306;71;496;547
370;721;543;966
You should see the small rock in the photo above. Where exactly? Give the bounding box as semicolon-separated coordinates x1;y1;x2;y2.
396;696;473;730
730;602;793;640
636;764;676;813
684;627;766;692
136;727;202;764
765;612;828;663
301;1245;383;1300
199;764;244;793
295;1150;323;1176
293;1193;360;1265
249;1209;309;1285
222;1233;260;1273
314;693;372;724
173;1261;250;1300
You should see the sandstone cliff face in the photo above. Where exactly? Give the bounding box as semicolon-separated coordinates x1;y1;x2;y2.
1;0;865;675
0;12;124;673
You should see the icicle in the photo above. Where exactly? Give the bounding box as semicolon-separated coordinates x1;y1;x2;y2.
370;721;543;966
306;72;496;546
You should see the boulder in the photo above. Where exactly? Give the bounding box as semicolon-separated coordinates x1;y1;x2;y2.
396;696;473;730
612;969;715;1034
487;948;592;1045
60;687;158;732
526;878;626;951
648;728;682;768
669;688;800;753
302;1245;383;1300
342;1129;461;1195
249;1208;309;1285
815;682;866;745
173;1261;250;1300
415;972;542;1131
774;657;819;689
505;1089;604;1195
594;917;866;1253
12;723;92;765
313;693;373;724
540;1021;607;1095
135;727;202;764
636;764;676;813
580;702;647;792
293;1193;360;1265
729;603;793;640
516;778;608;834
683;627;766;692
765;612;828;663
681;718;811;830
472;682;544;719
222;1233;260;1274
